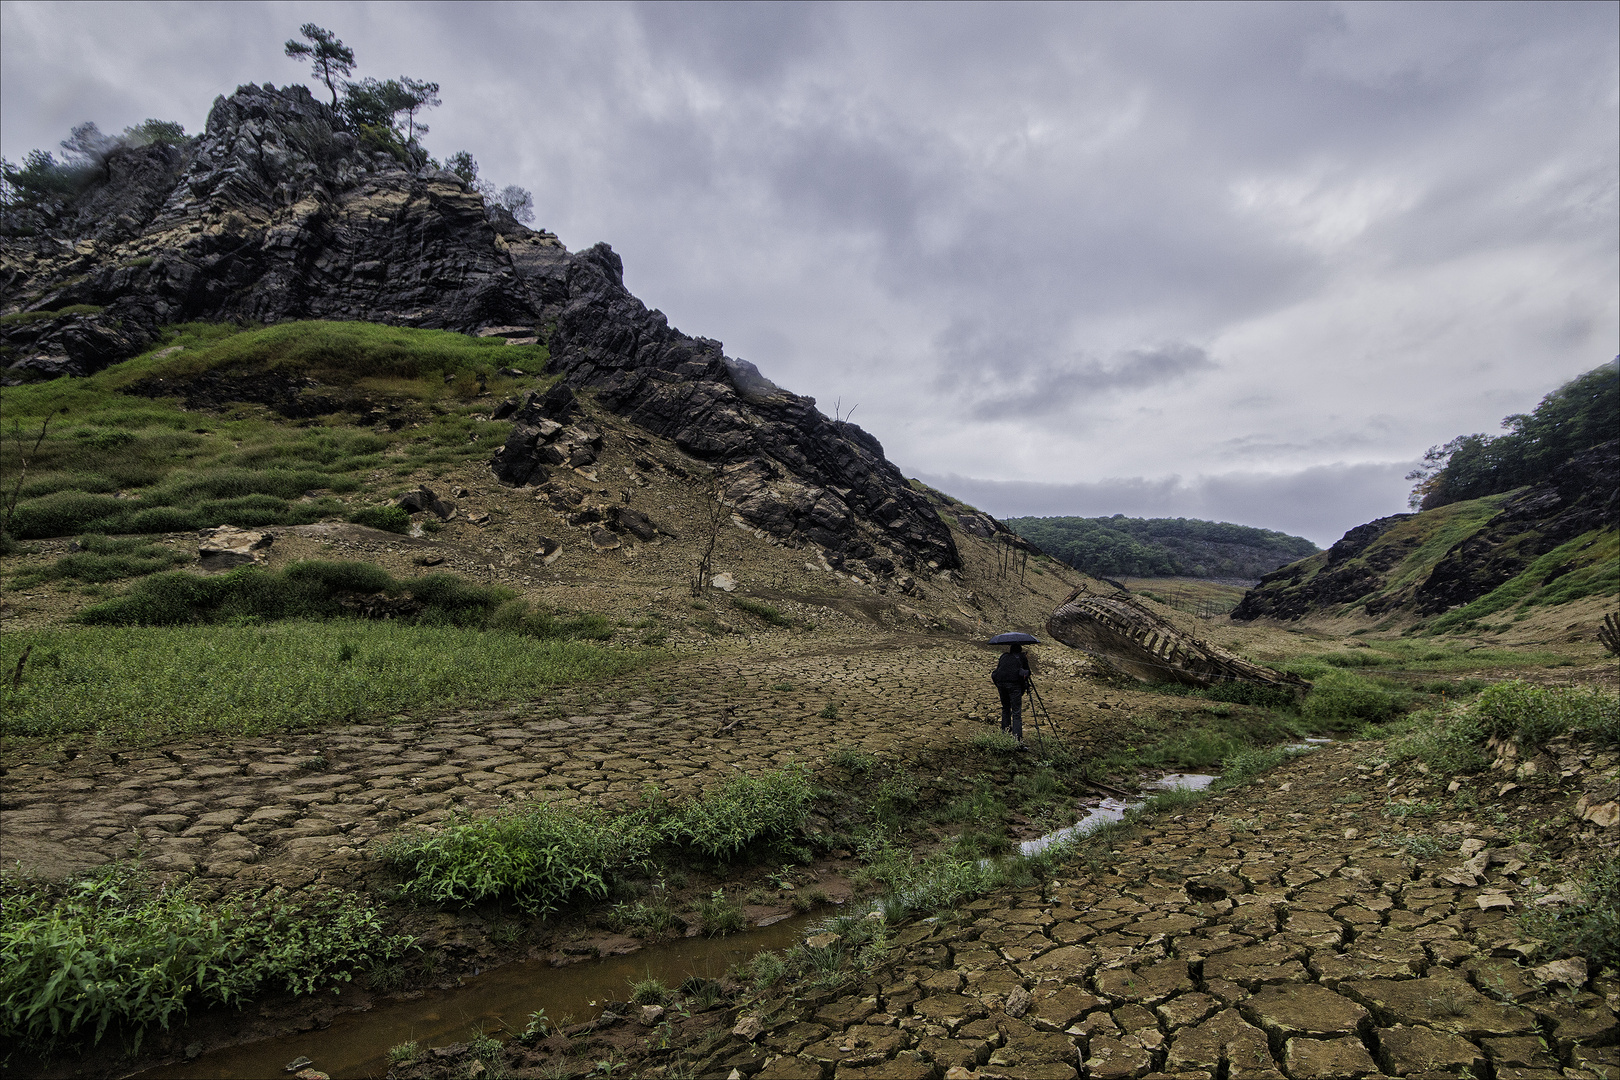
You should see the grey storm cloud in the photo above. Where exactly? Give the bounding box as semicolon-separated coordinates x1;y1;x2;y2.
3;1;1614;542
945;339;1218;422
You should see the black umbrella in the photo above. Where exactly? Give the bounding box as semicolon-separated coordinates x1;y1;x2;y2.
988;632;1041;645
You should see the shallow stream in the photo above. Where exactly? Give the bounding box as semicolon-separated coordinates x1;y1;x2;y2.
139;771;1218;1080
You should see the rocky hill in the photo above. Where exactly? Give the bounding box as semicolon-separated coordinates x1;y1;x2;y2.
1232;439;1618;631
1;82;962;580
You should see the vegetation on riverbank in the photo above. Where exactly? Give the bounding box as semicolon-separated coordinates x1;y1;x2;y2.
0;863;414;1056
380;766;817;914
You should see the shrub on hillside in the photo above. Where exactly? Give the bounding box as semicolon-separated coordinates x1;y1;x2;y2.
75;561;575;635
1473;680;1620;749
1301;669;1399;729
348;505;410;533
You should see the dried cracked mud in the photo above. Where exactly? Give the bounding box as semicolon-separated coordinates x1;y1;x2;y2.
643;741;1620;1080
0;635;1116;897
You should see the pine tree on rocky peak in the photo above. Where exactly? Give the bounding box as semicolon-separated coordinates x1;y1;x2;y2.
284;24;355;108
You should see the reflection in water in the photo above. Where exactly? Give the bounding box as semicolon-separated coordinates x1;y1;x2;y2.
140;913;822;1080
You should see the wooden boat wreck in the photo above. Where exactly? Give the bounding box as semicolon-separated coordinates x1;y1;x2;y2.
1046;587;1311;693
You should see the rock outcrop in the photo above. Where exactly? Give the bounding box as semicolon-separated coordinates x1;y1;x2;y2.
1;82;960;571
1233;439;1618;623
1231;514;1415;622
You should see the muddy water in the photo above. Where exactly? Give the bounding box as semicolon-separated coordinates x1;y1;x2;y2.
1017;772;1217;857
139;771;1223;1080
140;912;823;1080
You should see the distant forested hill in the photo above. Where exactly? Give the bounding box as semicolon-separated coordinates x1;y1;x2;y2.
1005;516;1320;581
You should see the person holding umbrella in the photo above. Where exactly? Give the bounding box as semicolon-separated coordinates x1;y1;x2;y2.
989;632;1039;745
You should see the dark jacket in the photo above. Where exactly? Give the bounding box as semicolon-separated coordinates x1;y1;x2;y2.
991;650;1030;687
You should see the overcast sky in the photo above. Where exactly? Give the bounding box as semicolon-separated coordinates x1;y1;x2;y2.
4;1;1616;545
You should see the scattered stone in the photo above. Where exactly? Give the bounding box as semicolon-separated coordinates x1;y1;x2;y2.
712;572;737;592
1531;957;1587;987
198;526;273;570
731;1015;763;1040
396;485;456;519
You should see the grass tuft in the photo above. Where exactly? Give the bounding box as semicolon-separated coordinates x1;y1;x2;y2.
0;863;413;1055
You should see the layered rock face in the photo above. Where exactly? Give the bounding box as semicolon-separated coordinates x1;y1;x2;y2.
0;83;959;571
1231;515;1415;622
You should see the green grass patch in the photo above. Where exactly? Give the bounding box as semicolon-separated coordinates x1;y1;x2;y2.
0;304;104;326
732;597;792;627
380;766;815;914
71;561;605;641
1430;529;1620;633
8;534;192;586
0;622;645;742
1383;680;1618;775
0;862;413;1055
0;320;553;541
1284;639;1580;678
99;319;548;390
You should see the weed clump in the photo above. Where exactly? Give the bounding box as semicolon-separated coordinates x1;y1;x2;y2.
732;597;792;627
380;766;815;913
1301;669;1399;729
1472;679;1619;749
348;504;411;533
380;803;650;914
0;863;413;1055
1519;854;1620;971
1384;707;1490;775
668;765;815;860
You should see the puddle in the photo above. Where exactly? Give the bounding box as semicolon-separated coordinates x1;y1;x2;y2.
1017;772;1217;857
138;912;824;1080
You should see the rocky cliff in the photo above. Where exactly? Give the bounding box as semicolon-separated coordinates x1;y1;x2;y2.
1232;440;1619;624
1;83;960;573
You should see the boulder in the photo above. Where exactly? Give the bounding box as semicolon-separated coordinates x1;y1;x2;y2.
396;485;456;519
197;525;273;570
